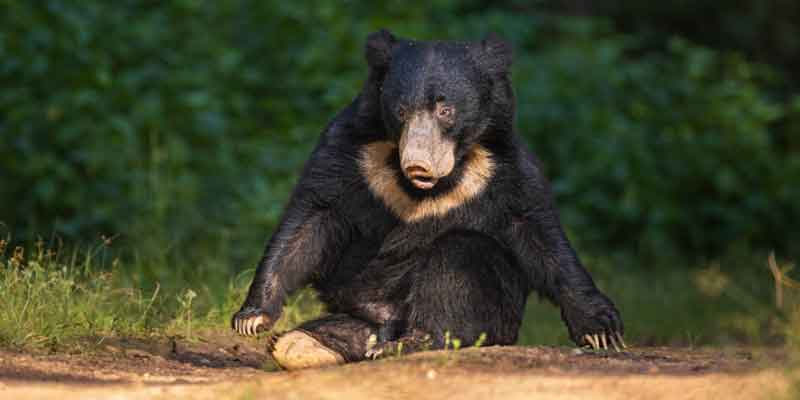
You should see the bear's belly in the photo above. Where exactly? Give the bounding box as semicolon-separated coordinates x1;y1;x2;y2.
314;226;509;319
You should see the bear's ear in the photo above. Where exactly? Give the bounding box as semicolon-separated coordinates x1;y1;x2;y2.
475;32;512;76
365;29;396;70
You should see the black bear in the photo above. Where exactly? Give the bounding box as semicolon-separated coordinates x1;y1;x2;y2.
232;30;624;369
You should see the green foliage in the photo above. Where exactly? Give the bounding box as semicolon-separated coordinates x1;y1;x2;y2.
590;1;800;91
1;2;797;267
511;26;799;260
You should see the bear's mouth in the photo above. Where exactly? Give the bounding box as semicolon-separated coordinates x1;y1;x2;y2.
399;111;455;191
404;166;439;190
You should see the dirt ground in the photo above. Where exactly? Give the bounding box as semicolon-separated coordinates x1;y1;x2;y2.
0;334;794;400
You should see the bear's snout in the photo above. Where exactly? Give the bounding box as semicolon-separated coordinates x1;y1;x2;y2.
399;111;456;190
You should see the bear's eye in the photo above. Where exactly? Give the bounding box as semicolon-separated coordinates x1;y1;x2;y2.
436;105;454;119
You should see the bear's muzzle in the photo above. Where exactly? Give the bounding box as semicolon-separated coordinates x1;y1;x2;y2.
399;111;456;190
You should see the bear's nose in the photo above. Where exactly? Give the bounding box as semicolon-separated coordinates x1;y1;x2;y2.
404;163;438;190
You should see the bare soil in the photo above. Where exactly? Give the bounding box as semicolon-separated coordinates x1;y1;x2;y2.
0;334;793;400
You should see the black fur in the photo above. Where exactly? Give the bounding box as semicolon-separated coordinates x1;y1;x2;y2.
233;30;623;359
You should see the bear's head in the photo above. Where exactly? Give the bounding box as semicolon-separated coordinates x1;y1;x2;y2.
363;29;513;192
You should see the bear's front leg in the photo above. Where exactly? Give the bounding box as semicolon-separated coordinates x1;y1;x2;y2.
232;204;352;337
559;286;625;351
506;205;625;351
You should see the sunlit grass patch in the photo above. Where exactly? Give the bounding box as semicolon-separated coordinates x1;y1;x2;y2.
1;231;798;362
0;236;326;350
519;252;798;347
0;238;166;349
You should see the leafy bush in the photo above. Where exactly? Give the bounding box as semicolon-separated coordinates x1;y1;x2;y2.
509;24;800;261
0;2;797;269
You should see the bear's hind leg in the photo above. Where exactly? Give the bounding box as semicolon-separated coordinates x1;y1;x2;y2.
268;314;377;370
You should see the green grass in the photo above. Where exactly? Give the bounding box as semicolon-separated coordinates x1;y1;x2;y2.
0;236;797;354
0;238;166;349
0;236;326;351
519;252;791;347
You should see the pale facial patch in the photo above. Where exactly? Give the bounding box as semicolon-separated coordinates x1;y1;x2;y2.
399;111;456;189
359;141;495;222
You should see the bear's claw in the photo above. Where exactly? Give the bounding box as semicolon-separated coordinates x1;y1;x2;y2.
364;334;383;360
583;331;626;352
365;347;384;360
235;315;266;336
232;308;271;336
